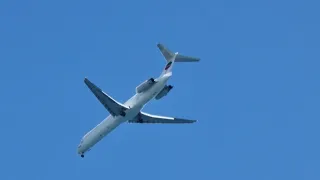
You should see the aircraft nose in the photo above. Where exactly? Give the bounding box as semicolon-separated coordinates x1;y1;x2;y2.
77;143;86;158
77;144;83;154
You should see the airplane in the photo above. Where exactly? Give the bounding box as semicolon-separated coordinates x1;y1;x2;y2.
77;43;200;158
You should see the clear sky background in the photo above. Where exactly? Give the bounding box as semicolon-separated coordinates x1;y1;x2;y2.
0;0;319;179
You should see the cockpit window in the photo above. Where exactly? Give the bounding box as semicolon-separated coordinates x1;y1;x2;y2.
78;139;84;148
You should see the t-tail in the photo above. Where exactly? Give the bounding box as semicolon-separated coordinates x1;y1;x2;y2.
158;43;200;77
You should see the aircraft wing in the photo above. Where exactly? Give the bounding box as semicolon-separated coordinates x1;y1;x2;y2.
84;78;128;116
128;112;197;124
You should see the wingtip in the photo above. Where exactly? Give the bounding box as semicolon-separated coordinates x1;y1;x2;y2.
84;77;89;83
157;43;164;49
173;118;198;123
84;77;94;88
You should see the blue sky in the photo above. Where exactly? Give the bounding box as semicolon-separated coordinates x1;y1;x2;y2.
0;0;319;179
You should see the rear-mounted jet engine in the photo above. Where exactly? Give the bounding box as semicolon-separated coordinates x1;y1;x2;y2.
136;78;155;93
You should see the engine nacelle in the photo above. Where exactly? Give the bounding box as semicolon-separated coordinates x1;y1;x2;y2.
155;85;173;100
136;78;155;93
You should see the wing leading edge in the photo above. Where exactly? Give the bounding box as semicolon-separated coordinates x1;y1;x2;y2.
84;78;129;116
128;112;197;124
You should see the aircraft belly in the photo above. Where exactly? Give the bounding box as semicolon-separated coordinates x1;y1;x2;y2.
82;116;121;151
99;116;123;136
85;110;138;150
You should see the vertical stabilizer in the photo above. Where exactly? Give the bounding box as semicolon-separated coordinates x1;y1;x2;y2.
157;43;175;62
157;43;200;76
160;52;178;76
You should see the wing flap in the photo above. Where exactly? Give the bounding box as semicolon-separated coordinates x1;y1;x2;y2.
84;78;128;116
128;112;197;124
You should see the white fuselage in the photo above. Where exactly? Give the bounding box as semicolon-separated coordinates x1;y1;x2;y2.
77;73;172;156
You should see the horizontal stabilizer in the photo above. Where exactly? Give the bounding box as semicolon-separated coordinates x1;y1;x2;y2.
157;43;200;62
84;78;128;116
128;112;197;124
175;54;200;62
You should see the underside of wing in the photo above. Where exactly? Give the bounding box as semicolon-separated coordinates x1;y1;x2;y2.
84;78;128;116
128;112;197;124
